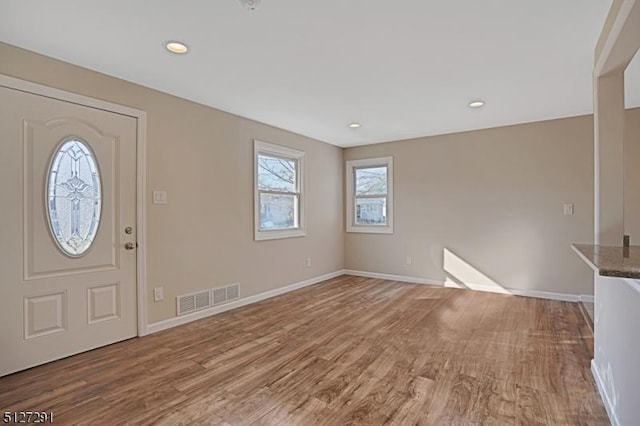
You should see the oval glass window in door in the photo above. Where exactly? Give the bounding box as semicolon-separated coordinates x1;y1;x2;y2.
46;138;102;256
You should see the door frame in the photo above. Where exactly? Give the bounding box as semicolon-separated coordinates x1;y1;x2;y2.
0;73;149;337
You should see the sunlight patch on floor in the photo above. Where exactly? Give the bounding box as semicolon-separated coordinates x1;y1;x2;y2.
443;248;511;295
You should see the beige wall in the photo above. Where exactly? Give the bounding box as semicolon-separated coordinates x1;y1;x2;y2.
0;42;344;324
3;40;638;312
345;115;598;295
625;108;640;241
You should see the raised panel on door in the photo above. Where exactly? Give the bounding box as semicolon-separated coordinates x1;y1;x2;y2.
24;117;120;279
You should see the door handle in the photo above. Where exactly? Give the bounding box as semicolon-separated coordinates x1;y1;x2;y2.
125;242;136;250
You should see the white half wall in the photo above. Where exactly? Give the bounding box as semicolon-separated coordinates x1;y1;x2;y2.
592;275;640;426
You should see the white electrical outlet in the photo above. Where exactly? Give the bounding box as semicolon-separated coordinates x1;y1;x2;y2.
154;287;164;302
406;256;412;265
306;257;312;268
153;190;168;205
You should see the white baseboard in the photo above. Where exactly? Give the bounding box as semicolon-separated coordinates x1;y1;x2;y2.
507;288;579;303
343;270;581;302
146;270;346;334
343;269;442;286
580;294;595;303
591;360;620;426
147;269;588;334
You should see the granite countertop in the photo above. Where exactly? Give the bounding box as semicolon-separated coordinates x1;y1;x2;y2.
572;244;640;279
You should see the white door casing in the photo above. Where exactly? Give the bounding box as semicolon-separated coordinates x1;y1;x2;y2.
0;81;145;376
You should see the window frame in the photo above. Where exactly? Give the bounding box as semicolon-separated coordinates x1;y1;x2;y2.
346;156;394;234
254;140;306;241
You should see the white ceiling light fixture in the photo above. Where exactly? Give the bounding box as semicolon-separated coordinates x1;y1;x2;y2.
468;100;485;108
165;41;188;54
349;123;361;129
238;0;262;11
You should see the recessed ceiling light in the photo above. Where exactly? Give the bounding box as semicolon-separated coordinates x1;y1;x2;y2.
238;0;262;10
468;100;485;108
349;123;361;128
166;41;188;54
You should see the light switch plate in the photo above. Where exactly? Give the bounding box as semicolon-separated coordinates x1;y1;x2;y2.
563;204;574;215
154;287;164;302
153;190;168;204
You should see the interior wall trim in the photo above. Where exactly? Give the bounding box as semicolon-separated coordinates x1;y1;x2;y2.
146;270;347;334
343;269;442;286
147;267;590;335
591;360;620;426
580;294;595;303
343;269;584;302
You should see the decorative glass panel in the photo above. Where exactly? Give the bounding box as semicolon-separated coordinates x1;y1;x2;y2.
355;197;387;225
260;193;298;230
355;166;387;195
258;154;297;192
47;139;102;256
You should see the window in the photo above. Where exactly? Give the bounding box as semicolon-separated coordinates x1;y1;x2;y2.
46;138;102;256
254;140;306;241
346;157;393;234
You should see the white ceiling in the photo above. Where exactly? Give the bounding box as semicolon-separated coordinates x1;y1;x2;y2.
1;0;637;147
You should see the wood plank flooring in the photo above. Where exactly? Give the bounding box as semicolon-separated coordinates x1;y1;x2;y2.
0;276;608;425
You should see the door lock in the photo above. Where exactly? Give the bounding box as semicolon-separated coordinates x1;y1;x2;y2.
124;226;133;234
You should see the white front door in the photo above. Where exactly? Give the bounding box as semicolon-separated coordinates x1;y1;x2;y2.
0;85;138;376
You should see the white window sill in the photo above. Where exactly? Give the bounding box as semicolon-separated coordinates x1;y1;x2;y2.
255;228;306;241
346;225;393;234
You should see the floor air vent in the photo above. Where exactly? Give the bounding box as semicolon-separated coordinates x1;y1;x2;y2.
212;288;226;305
226;284;239;301
212;283;240;306
195;291;211;310
177;284;240;316
177;294;195;315
177;290;211;316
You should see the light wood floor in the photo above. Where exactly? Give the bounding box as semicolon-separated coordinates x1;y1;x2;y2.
578;301;595;335
0;276;608;425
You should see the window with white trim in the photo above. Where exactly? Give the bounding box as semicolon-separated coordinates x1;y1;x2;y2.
254;140;306;241
346;157;393;234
